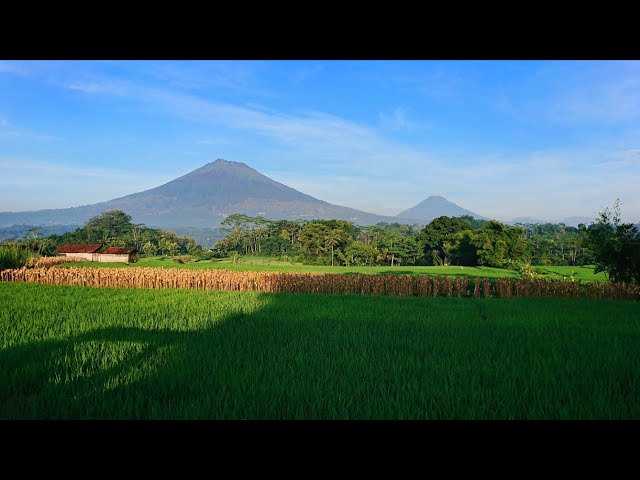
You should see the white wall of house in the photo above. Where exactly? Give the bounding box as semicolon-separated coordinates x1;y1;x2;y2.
97;254;131;263
59;252;134;262
59;252;95;261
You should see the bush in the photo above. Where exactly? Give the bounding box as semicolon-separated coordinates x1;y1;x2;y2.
586;200;640;284
502;259;540;280
0;246;32;270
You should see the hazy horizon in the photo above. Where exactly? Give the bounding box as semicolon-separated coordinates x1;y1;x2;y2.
1;60;639;223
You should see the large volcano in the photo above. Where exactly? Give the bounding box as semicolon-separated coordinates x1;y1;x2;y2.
0;159;414;228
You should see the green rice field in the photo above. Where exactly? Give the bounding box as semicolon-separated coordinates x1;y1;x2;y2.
1;282;638;419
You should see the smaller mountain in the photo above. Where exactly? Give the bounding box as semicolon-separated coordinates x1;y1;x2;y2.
562;216;596;228
509;216;549;225
396;196;485;223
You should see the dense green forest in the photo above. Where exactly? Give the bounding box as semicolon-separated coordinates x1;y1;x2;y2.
212;213;596;268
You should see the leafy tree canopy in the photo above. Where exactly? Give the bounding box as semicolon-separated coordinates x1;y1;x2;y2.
586;199;640;284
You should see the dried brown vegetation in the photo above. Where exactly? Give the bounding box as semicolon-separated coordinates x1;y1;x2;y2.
1;266;638;301
26;256;86;269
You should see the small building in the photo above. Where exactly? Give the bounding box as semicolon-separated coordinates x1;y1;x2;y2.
99;246;138;263
55;244;102;261
54;244;138;263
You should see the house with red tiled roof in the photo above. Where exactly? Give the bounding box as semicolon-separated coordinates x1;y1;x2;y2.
54;244;138;263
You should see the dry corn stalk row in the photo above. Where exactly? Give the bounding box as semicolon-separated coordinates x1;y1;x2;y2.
482;278;492;298
1;267;638;301
473;277;481;298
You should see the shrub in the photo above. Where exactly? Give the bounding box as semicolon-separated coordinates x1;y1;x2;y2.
0;246;31;270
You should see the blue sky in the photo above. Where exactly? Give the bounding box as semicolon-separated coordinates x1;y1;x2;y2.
1;60;639;222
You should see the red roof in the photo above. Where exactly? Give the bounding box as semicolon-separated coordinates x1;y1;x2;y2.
102;247;136;254
55;244;102;254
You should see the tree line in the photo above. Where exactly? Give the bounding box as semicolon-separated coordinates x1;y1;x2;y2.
213;213;593;268
2;202;638;284
1;211;204;259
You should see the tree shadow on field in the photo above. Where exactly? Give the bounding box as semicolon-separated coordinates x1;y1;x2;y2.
1;293;406;420
0;325;216;419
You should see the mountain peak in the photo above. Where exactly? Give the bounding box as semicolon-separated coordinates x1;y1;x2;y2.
198;158;251;170
181;159;259;179
210;158;246;166
396;195;485;222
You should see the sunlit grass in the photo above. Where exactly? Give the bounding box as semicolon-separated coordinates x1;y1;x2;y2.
535;265;607;282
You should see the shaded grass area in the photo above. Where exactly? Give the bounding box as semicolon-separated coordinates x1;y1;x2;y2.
1;283;638;419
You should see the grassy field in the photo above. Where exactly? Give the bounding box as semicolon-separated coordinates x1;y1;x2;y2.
535;265;608;282
62;256;606;281
1;282;638;419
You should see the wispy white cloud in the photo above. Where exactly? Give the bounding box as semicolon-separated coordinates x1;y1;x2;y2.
0;60;27;76
197;137;231;145
61;78;430;174
0;157;176;210
486;61;640;125
293;63;326;83
594;149;640;169
391;62;469;99
0;118;19;137
0;118;62;142
378;107;429;132
141;61;273;96
549;62;640;124
66;79;130;95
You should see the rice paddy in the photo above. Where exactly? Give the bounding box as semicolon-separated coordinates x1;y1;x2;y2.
1;282;639;419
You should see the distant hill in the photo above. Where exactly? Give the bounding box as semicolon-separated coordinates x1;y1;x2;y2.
509;216;598;228
0;224;79;242
0;159;412;229
396;196;486;223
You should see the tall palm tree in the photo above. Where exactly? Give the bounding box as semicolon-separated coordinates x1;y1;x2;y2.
324;229;341;267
